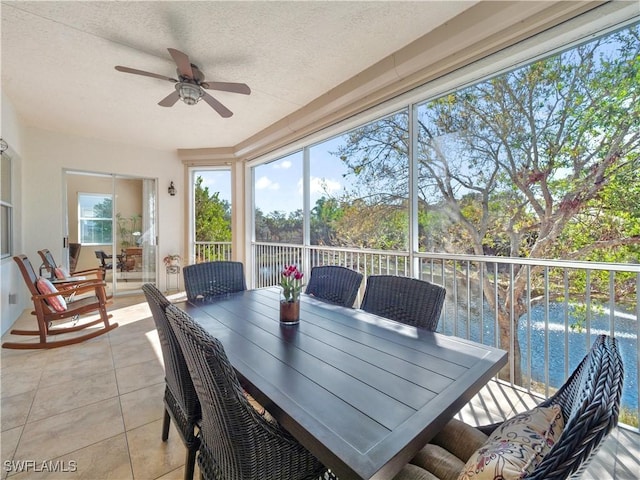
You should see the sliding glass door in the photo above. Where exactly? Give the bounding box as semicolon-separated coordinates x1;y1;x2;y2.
64;170;157;295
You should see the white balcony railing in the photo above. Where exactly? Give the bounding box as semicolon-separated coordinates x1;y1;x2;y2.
251;241;640;429
193;240;639;427
194;241;232;263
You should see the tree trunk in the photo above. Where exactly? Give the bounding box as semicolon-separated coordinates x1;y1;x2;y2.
497;307;522;384
481;263;524;385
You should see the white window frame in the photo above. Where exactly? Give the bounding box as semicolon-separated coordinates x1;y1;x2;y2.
1;152;13;259
78;192;113;245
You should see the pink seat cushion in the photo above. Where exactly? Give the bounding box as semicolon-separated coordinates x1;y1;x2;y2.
36;277;67;312
54;267;70;279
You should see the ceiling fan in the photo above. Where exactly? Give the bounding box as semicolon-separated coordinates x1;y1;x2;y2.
115;48;250;118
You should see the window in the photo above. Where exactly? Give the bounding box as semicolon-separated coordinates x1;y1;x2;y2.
78;193;113;244
309;111;410;251
1;152;12;259
414;24;640;260
193;169;232;242
192;169;232;262
254;152;303;244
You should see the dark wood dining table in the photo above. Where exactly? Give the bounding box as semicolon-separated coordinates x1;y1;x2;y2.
178;287;507;480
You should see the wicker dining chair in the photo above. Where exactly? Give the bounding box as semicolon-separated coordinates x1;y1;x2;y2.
360;275;446;330
410;334;624;480
142;284;201;480
183;261;246;302
305;265;363;308
165;304;329;480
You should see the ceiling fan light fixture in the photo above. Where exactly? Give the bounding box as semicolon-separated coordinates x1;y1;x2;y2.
116;48;250;116
177;83;202;105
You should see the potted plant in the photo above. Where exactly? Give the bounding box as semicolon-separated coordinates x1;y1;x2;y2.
163;254;182;267
279;264;304;324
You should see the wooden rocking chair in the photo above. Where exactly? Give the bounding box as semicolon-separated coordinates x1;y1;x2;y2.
3;255;118;350
38;248;103;282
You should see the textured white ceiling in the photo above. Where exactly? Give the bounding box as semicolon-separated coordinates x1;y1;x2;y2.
1;1;478;151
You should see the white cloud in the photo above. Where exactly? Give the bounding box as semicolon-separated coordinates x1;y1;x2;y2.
273;160;292;169
256;176;280;190
310;176;342;195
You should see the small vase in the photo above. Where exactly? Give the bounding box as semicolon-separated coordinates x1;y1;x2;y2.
279;299;300;324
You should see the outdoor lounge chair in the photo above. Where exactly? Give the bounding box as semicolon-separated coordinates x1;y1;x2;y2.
3;255;117;349
305;265;363;308
360;275;446;330
165;303;328;480
183;261;246;302
409;334;624;480
143;283;201;480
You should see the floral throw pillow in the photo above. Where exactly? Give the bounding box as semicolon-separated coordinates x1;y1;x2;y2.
36;277;67;312
458;404;564;480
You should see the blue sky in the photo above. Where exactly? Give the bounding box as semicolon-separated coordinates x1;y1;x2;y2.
196;136;354;215
195;169;232;204
253;137;352;214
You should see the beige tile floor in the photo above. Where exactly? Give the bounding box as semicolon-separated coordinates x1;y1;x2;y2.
1;294;638;479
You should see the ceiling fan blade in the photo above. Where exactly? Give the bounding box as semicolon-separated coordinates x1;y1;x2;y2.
167;48;194;79
202;82;251;95
158;90;180;107
115;66;177;83
202;92;233;118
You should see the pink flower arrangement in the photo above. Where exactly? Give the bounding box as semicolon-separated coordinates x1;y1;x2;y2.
279;265;304;302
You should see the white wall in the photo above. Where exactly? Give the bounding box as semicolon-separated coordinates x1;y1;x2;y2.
23;126;184;279
1;92;26;335
0;116;184;334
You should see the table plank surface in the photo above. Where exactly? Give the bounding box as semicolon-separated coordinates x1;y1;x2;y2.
179;287;507;480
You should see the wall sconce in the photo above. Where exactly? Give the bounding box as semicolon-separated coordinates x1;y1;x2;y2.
168;181;176;196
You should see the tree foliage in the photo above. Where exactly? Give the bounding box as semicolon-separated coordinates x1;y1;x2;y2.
88;197;113;242
194;176;231;242
331;26;640;381
253;29;640;346
255;208;303;244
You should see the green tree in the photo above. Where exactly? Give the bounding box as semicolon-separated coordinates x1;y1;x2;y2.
310;196;343;245
194;176;231;242
91;197;113;242
336;26;640;382
255;208;303;244
93;197;112;218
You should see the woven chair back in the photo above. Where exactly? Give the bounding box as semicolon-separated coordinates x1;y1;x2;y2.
360;275;446;330
525;334;623;480
305;265;363;308
142;284;201;441
183;261;246;302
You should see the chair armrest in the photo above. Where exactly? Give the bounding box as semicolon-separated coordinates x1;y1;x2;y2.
72;267;103;276
34;280;107;301
68;279;107;290
32;290;70;301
